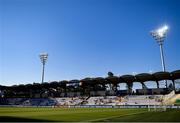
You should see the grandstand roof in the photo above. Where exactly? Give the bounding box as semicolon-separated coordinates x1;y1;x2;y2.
69;79;80;83
93;77;108;84
80;78;93;85
106;76;119;84
171;70;180;80
120;75;135;83
135;73;154;82
153;71;171;81
0;70;180;88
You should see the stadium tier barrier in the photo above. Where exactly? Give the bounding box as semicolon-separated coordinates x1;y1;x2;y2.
0;104;180;109
69;105;180;109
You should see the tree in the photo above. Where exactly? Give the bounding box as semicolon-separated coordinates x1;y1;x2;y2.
108;71;114;77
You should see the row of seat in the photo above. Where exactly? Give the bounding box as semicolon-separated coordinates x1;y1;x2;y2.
0;93;174;106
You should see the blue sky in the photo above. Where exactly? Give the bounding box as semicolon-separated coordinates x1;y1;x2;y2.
0;0;180;86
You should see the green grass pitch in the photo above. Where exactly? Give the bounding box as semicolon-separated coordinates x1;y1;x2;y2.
0;107;180;122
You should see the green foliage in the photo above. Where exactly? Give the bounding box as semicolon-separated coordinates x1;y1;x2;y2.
108;71;114;77
175;99;180;104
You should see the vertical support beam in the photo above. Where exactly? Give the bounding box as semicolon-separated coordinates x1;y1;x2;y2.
141;82;145;89
141;82;146;95
172;80;176;92
112;83;117;92
64;83;67;97
156;81;159;88
127;82;133;95
126;83;129;95
102;84;106;91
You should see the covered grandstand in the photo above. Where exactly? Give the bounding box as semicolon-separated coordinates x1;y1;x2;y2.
0;70;180;106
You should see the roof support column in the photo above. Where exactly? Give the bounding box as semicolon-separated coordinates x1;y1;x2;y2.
141;82;146;95
112;83;118;93
141;82;146;89
156;81;159;88
127;82;133;95
172;80;176;92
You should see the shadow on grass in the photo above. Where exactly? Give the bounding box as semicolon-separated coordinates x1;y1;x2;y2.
96;110;180;122
0;116;56;122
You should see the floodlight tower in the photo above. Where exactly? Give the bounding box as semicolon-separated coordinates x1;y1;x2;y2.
150;25;169;88
39;53;48;83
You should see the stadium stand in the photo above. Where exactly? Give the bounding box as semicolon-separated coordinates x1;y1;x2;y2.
0;70;179;107
0;92;178;106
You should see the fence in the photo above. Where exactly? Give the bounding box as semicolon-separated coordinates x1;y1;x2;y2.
69;105;180;109
0;104;180;109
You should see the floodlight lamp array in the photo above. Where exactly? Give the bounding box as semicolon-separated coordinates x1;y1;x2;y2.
39;53;48;64
150;25;168;45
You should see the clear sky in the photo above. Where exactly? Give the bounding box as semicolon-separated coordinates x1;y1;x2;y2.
0;0;180;86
